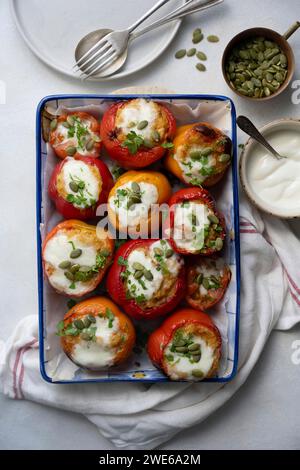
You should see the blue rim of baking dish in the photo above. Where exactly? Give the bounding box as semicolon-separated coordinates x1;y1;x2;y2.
36;94;240;384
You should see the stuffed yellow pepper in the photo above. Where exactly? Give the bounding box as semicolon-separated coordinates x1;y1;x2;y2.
165;122;232;187
42;220;114;297
107;170;172;236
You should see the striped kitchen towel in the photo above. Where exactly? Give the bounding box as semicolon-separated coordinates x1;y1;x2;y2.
1;190;300;449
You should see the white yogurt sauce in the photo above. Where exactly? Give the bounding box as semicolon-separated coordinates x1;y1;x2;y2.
247;127;300;215
72;316;119;369
109;181;158;228
164;336;215;380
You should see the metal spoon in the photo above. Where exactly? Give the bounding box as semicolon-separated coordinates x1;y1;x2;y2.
237;115;286;160
75;0;223;78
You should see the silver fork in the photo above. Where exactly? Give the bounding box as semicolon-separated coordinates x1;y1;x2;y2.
75;0;201;79
74;0;176;76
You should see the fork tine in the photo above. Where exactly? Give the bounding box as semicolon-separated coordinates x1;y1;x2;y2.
80;49;116;79
79;46;113;75
82;51;118;80
73;35;109;68
74;42;111;72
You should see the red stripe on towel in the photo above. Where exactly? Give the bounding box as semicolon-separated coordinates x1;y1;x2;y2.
240;229;258;234
285;269;300;296
289;288;300;307
238;215;299;310
240;221;252;226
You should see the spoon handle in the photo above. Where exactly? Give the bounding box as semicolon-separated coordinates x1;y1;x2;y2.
283;21;300;40
127;0;173;33
237;116;282;160
132;0;223;39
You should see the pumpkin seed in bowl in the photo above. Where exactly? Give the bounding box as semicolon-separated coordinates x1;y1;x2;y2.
225;37;288;98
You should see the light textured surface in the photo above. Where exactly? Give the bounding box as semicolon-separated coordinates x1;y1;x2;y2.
0;0;300;450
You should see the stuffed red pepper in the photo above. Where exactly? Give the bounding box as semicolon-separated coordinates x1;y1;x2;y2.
106;239;185;320
165;187;226;256
100;98;176;169
48;156;113;220
186;257;231;310
147;308;222;381
42;220;114;297
49;112;101;159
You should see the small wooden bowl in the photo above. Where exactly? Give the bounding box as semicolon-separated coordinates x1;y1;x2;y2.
222;22;300;101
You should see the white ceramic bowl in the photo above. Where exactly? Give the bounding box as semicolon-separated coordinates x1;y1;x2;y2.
239;118;300;219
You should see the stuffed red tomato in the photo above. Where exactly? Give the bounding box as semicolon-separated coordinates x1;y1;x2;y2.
100;98;176;169
165;187;226;256
42;220;114;297
49;112;101;159
186;257;231;310
147;308;222;381
48;156;113;220
106;239;185;320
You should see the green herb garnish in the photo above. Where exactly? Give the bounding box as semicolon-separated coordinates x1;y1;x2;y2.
105;308;115;328
200;167;215;177
135;294;146;304
165;354;175;362
56;321;65;336
67;174;96;208
67;116;89;150
153;242;171;275
68;240;76;250
161;142;174;149
94;249;110;271
118;256;128;267
111;165;125;180
122;131;144;154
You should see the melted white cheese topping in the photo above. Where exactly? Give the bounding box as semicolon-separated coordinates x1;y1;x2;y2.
126;240;182;301
109;181;158;228
174;144;216;185
72;316;120;369
149;240;182;275
116;99;160;140
62;158;100;208
197;259;224;296
173;202;212;253
164;336;215;380
43;231;97;295
56;118;97;156
127;250;163;300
